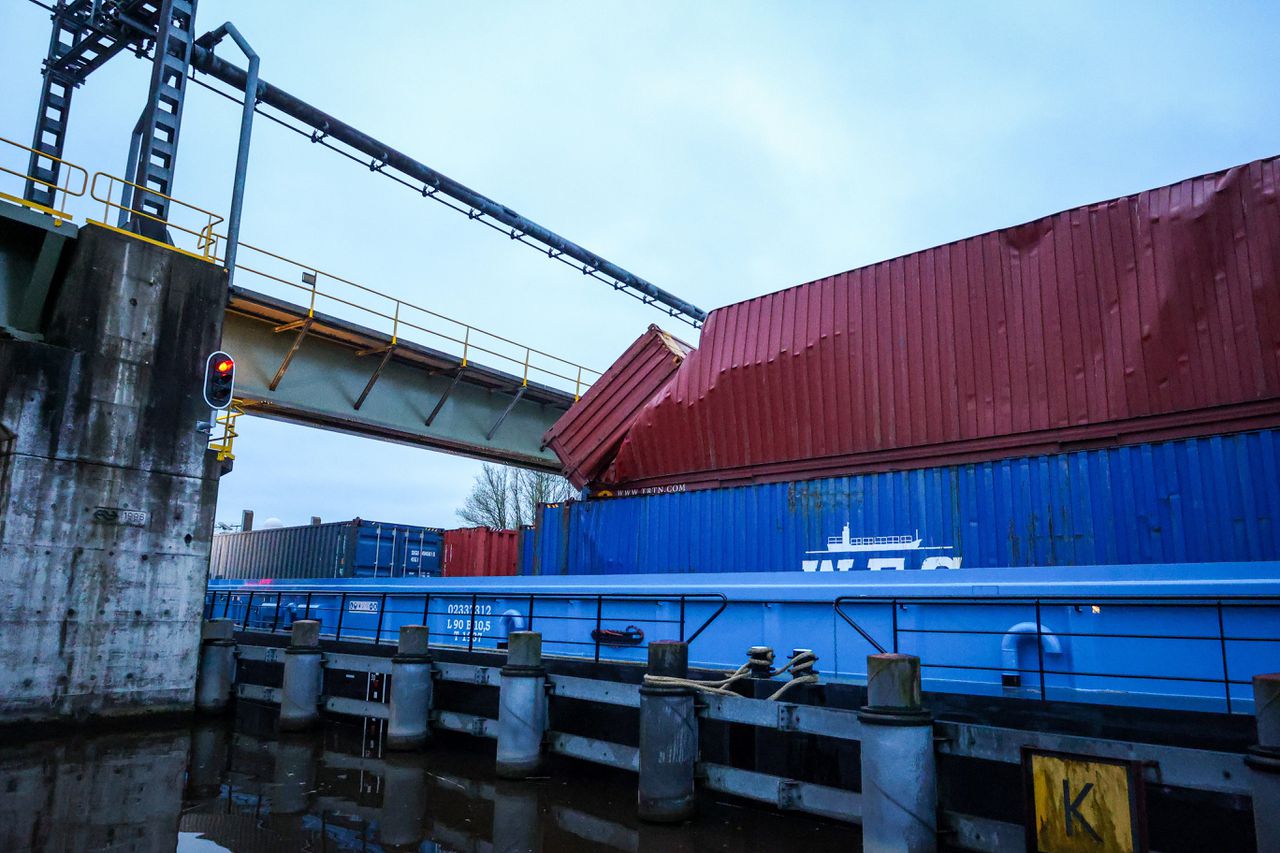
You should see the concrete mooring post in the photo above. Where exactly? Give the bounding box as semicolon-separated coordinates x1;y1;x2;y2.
194;619;236;714
279;620;323;732
858;653;937;853
496;631;547;778
638;640;697;823
387;625;433;750
1248;672;1280;852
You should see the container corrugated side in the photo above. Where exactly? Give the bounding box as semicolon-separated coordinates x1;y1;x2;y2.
351;522;443;577
592;156;1280;490
209;521;352;579
541;325;691;489
210;519;444;579
518;527;536;576
534;429;1280;575
443;527;520;577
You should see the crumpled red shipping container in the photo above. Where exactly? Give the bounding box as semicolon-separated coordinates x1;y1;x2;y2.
576;156;1280;491
541;324;692;489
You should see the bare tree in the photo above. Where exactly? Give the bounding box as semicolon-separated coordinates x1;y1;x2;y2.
457;464;574;528
512;469;575;526
457;464;515;528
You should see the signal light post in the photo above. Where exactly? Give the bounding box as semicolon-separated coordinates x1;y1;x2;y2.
199;351;240;464
203;351;236;410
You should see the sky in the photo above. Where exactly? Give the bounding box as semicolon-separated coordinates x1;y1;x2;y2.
3;0;1279;529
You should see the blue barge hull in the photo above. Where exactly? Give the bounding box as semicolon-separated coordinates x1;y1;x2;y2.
208;561;1280;715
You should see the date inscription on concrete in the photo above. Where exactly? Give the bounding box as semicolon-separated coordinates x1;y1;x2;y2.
93;507;149;527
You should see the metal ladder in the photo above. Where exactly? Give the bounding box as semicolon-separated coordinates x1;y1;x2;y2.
25;1;161;208
24;0;198;240
128;0;198;238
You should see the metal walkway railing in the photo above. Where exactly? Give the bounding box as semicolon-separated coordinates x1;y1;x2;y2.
0;134;87;224
221;239;600;397
1;132;601;399
205;588;727;664
835;594;1280;714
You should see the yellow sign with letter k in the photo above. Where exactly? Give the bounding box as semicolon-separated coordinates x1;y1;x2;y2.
1023;749;1147;853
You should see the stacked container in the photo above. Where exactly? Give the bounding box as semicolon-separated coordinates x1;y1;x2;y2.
534;155;1280;576
442;527;520;577
209;519;443;579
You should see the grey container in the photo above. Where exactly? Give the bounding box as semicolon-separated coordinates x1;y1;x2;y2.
209;518;444;580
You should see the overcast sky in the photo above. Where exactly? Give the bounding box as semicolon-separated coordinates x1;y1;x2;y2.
3;0;1278;529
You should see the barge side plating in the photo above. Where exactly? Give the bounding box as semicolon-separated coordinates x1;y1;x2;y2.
209;561;1280;715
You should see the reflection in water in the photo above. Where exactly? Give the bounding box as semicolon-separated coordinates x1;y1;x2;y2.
0;706;859;852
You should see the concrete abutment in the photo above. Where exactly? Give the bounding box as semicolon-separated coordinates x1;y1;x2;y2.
0;223;227;725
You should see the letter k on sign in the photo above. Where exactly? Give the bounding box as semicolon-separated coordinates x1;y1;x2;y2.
1023;749;1147;852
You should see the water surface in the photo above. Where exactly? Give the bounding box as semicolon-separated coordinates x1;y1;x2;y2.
0;709;859;852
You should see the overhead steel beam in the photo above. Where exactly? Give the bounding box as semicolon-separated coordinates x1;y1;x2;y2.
222;286;568;472
187;45;708;326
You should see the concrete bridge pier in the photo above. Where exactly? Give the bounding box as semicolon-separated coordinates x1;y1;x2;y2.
0;220;227;726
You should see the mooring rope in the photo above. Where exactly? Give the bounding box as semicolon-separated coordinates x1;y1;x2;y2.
641;649;818;700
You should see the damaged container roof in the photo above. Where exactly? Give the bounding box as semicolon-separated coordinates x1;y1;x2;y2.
541;324;692;489
546;155;1280;491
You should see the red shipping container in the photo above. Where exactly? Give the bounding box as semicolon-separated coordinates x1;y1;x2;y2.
570;156;1280;491
442;527;520;577
542;324;692;489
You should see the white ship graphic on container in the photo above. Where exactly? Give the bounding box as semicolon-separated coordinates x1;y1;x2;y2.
801;524;961;572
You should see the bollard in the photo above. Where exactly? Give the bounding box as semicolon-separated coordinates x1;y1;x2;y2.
1248;673;1280;853
496;631;547;778
859;654;937;853
387;625;433;751
638;640;697;823
747;645;774;679
195;619;236;714
279;619;323;732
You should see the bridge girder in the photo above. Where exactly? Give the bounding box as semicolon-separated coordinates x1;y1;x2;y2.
221;287;570;472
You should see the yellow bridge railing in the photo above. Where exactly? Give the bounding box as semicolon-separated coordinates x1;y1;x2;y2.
0;132;601;399
0;134;88;225
224;239;600;398
88;171;224;263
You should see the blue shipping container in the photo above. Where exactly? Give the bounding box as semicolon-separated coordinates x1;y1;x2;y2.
351;521;444;578
518;527;537;576
533;430;1280;575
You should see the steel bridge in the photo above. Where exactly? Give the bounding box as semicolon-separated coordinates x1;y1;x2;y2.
0;191;576;470
4;0;710;468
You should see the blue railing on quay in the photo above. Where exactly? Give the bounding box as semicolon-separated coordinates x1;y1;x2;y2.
204;587;727;664
834;594;1280;714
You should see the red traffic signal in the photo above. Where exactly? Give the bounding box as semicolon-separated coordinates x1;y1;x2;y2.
203;350;236;410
